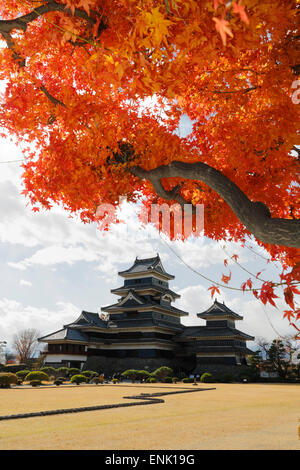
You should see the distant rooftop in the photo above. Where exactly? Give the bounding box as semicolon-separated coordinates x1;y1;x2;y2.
118;254;174;280
197;299;243;320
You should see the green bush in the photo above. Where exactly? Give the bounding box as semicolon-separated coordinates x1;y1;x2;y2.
146;377;157;383
57;367;70;377
136;370;150;382
182;377;193;383
121;369;139;382
0;372;18;388
40;366;56;376
30;380;41;387
68;368;81;376
54;379;64;386
164;376;173;383
152;366;173;382
112;378;119;384
81;371;98;379
25;371;49;382
172;377;179;383
70;374;87;385
56;376;66;383
200;373;213;383
16;369;31;380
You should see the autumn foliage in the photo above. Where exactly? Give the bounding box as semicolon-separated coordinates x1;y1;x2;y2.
0;1;299;329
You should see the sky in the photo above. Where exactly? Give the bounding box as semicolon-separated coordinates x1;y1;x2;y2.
0;125;297;356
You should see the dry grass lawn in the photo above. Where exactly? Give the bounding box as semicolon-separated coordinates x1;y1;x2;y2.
0;383;299;450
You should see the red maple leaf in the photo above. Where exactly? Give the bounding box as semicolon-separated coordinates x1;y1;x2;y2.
208;285;221;298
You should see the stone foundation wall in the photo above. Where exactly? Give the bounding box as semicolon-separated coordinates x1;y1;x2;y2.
85;356;178;375
85;355;248;378
192;363;247;378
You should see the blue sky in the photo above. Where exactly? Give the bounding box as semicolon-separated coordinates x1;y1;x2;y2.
0;133;297;355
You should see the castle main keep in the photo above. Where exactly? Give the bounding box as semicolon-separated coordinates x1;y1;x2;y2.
39;255;254;376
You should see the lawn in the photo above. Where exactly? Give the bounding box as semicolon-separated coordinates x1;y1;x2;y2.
0;383;299;450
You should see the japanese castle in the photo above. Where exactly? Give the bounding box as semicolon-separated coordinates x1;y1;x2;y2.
39;255;254;376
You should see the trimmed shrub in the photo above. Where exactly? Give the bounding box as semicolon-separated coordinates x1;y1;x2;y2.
112;378;119;384
56;376;66;383
200;373;213;383
182;377;193;383
136;370;150;381
172;377;179;383
40;366;56;376
16;370;31;380
0;372;18;388
81;371;98;379
70;374;87;385
164;377;173;383
146;377;157;383
68;368;81;376
54;379;64;386
121;369;139;382
30;380;41;387
152;366;173;382
57;367;70;377
25;371;49;382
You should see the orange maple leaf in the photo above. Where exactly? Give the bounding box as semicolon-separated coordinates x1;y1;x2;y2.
213;17;234;46
233;1;249;25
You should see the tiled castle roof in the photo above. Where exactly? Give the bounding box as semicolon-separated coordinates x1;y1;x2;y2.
118;254;174;279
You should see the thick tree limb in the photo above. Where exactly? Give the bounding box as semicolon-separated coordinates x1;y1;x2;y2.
131;161;300;248
0;1;98;34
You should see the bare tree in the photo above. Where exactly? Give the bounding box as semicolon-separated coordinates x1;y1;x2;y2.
12;328;40;364
255;337;270;360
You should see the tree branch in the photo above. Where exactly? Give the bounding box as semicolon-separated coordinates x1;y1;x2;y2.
0;1;98;34
131;161;300;248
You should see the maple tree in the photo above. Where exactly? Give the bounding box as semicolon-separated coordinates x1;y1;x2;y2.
0;1;299;328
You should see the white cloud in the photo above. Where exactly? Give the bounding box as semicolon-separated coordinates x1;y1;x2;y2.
7;262;27;270
0;298;81;347
171;236;248;269
17;245;100;269
19;279;32;287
